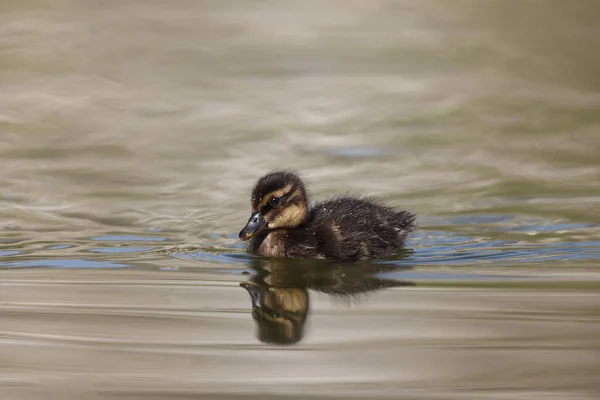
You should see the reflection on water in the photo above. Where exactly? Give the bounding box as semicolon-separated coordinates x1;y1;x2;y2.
241;259;414;344
2;265;599;400
1;0;600;398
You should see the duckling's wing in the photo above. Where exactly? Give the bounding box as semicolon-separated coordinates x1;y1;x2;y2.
309;196;415;260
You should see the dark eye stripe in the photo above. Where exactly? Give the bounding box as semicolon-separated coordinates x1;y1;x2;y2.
258;184;294;208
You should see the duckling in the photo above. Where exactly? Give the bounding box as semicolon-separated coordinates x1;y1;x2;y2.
239;171;416;260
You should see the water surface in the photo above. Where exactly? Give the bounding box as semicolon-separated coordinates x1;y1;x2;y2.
1;1;600;399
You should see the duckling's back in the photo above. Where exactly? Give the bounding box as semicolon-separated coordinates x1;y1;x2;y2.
299;196;415;260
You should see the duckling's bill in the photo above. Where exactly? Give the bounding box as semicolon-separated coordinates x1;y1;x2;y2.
239;212;268;241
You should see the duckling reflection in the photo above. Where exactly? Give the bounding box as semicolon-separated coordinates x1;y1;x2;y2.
240;281;308;345
240;258;414;345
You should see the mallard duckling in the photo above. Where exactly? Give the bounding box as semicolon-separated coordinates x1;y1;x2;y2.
239;171;416;260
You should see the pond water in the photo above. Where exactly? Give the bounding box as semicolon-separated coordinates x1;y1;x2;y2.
1;1;600;399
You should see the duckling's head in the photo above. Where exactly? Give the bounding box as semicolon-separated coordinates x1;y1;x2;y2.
239;170;308;241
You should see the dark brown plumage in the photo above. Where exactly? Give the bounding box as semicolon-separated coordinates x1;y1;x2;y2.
239;170;416;260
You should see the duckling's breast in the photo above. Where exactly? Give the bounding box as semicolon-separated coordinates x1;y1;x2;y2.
251;231;287;257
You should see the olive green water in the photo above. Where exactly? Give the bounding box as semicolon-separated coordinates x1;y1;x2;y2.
1;1;600;399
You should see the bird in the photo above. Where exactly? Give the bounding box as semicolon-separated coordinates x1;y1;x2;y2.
239;170;416;260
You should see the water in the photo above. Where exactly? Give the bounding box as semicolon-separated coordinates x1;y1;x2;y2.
1;1;600;399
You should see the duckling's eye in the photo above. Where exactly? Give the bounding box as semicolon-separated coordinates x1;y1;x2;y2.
269;197;281;206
